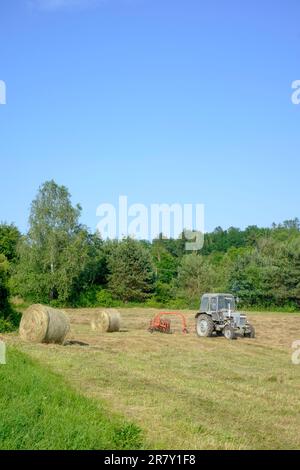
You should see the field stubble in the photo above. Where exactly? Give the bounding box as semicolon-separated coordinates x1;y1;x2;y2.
8;308;300;450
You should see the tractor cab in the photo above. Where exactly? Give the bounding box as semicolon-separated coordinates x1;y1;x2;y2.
200;293;236;321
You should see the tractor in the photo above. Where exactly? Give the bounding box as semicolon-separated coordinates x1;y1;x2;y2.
195;293;255;340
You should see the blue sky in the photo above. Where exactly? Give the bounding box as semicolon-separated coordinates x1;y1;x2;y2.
0;0;299;234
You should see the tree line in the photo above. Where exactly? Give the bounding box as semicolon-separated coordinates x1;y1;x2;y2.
0;180;299;330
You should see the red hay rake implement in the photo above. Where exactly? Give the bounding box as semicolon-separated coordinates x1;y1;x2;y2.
148;312;189;335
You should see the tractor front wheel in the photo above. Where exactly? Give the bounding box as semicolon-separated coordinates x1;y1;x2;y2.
196;314;214;338
223;325;237;340
245;324;255;338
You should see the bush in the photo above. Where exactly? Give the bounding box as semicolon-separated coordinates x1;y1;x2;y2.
72;286;99;308
72;287;118;308
168;298;198;309
153;281;174;304
0;308;21;333
96;289;117;307
0;254;9;313
144;297;165;308
0;319;15;333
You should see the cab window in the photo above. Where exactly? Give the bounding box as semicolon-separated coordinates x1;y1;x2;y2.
201;297;209;312
210;297;217;312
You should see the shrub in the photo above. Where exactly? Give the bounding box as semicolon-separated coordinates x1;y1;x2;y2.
96;289;117;307
153;281;174;304
0;254;9;313
73;286;99;308
0;319;15;333
72;287;118;308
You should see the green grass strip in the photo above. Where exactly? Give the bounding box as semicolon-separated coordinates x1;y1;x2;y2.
0;347;143;450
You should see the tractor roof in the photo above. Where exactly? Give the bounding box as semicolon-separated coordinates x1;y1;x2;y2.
202;293;234;298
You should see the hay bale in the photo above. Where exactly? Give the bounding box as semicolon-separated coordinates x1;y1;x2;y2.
90;309;121;333
19;304;70;344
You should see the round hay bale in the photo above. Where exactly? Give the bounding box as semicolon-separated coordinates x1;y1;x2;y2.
19;304;70;344
90;309;121;333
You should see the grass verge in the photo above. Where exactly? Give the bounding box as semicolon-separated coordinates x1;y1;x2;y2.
0;347;143;450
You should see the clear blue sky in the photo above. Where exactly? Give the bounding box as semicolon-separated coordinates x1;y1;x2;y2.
0;0;299;234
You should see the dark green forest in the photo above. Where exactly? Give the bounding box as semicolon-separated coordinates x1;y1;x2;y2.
1;180;300;331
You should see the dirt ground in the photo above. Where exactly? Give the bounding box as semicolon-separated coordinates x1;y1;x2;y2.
6;308;300;450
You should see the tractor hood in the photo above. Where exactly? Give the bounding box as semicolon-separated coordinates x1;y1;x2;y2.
229;312;247;327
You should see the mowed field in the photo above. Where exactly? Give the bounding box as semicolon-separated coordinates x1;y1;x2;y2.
6;308;300;450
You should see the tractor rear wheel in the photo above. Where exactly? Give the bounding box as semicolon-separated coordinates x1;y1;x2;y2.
223;325;237;340
245;324;255;338
196;314;214;338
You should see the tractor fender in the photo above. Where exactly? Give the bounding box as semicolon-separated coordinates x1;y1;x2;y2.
195;312;212;319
